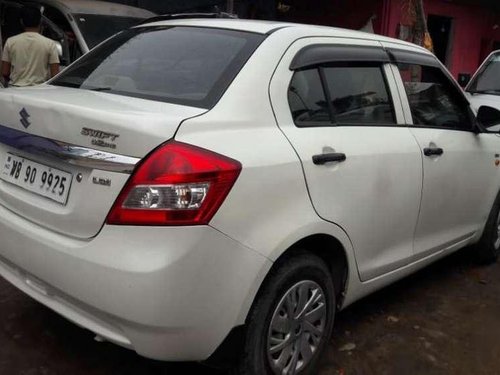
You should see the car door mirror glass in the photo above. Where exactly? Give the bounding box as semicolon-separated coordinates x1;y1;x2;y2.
477;106;500;132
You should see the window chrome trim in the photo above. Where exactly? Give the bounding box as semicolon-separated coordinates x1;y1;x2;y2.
0;124;140;174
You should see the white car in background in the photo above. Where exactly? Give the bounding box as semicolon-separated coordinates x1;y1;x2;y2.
466;51;500;131
0;19;499;375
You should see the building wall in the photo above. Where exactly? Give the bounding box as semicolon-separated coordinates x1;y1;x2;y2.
280;0;500;78
383;0;500;78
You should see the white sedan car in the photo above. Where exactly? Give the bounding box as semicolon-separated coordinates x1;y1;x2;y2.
0;19;499;375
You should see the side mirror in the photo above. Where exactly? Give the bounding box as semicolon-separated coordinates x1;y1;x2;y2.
458;73;471;88
477;106;500;132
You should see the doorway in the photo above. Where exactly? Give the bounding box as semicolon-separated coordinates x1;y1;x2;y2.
427;14;454;67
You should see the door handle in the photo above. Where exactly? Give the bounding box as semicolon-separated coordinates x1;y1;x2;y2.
423;147;444;157
312;153;347;165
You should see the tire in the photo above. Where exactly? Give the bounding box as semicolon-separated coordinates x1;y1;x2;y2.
476;192;500;264
233;253;336;375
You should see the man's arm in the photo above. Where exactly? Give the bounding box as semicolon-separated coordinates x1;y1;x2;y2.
49;63;60;78
1;40;11;87
1;61;11;86
48;42;60;79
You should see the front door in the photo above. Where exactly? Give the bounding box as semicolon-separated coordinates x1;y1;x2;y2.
270;38;423;281
390;51;499;258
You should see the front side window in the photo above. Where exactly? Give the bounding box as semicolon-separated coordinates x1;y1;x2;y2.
398;64;472;130
288;64;395;127
51;26;264;108
41;5;82;63
467;52;500;95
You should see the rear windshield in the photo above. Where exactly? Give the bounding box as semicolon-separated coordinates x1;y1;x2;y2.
75;14;145;49
51;26;265;108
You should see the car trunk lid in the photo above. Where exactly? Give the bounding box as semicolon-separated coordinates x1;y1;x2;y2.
0;85;206;239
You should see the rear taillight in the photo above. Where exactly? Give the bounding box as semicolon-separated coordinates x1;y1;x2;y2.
106;141;241;226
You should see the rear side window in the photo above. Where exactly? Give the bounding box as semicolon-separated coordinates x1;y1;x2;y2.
288;69;331;125
323;66;395;125
51;26;265;108
398;64;472;130
288;65;395;127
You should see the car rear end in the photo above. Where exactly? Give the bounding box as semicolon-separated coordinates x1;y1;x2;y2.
0;22;275;361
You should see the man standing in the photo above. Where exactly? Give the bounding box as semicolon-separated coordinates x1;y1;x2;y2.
1;6;60;87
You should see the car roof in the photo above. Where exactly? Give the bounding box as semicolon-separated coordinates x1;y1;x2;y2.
26;0;155;17
138;18;430;53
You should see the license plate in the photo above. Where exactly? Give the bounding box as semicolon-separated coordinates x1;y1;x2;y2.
1;153;73;205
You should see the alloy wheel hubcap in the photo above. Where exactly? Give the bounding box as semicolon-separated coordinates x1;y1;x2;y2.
267;280;327;375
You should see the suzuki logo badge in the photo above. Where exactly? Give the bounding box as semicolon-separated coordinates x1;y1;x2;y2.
19;108;31;129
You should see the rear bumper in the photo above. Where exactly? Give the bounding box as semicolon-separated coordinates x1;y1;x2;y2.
0;204;271;361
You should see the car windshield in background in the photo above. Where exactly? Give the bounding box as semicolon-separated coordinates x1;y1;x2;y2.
468;53;500;95
75;14;149;49
51;27;265;108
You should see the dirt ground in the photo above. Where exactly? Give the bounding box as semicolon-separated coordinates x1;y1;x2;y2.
1;247;500;375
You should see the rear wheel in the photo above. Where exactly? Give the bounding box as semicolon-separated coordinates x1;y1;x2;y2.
234;253;335;375
477;193;500;264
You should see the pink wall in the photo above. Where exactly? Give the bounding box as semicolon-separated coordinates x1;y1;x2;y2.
329;0;385;32
383;0;500;78
281;0;500;78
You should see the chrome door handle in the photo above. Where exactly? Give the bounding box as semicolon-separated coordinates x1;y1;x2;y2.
423;147;444;157
312;153;347;165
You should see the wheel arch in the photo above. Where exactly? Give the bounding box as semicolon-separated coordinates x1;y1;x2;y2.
269;233;349;309
206;228;355;368
206;232;350;369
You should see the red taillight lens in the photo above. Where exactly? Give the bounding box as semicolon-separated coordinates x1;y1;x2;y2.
106;141;242;226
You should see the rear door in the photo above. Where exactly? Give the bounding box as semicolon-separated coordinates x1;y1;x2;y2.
270;38;423;281
387;45;500;258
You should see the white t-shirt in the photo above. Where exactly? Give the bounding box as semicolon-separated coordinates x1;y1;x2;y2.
2;32;60;87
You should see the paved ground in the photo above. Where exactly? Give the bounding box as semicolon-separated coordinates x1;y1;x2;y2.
1;247;500;375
